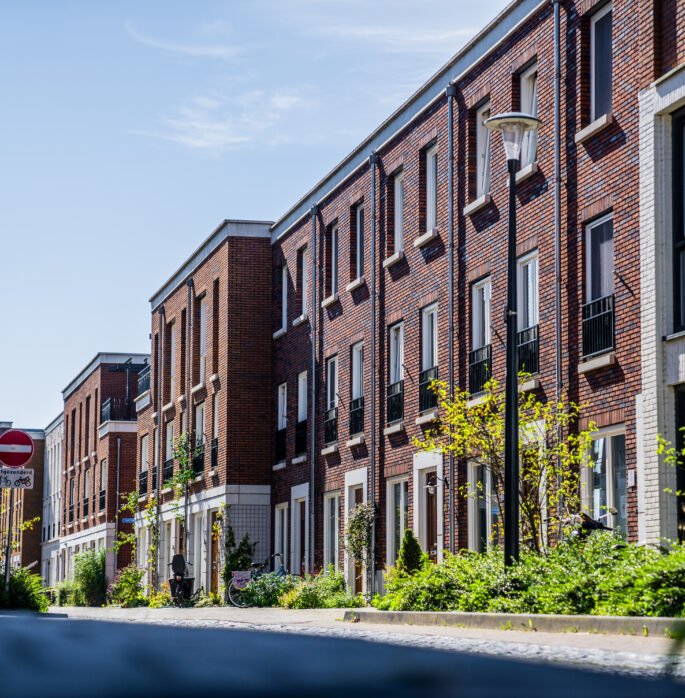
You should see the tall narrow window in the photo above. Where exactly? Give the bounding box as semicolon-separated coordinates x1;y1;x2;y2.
329;224;339;296
327;356;338;409
472;279;492;350
140;435;149;473
675;110;685;331
274;504;288;570
281;264;288;329
586;214;614;303
100;460;107;493
212;279;219;375
425;144;438;231
476;102;491;197
520;63;538;167
212;392;219;439
468;462;501;552
278;382;287;430
84;471;90;502
199;295;207;383
323;492;341;571
586;430;626;537
354;204;364;279
421;304;438;371
388;478;409;565
517;253;539;331
84;397;90;455
297;372;307;423
195;402;205;446
591;4;612;121
351;342;364;401
165;421;174;462
393;171;404;252
389;322;404;384
169;321;176;401
301;246;309;316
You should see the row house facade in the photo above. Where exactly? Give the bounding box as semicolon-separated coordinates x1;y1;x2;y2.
60;353;149;581
41;413;63;585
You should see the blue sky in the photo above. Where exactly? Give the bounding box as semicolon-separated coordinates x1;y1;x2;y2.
0;0;509;429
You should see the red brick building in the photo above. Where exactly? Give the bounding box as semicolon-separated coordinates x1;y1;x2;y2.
60;353;149;581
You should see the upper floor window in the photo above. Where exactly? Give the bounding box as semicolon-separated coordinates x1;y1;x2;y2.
277;382;287;430
84;471;90;501
389;322;404;385
520;63;538;167
297;371;307;423
140;434;149;473
585;214;614;303
674;108;685;331
326;223;339;297
351;341;364;401
393;171;404;253
195;402;205;446
326;356;338;410
425;144;438;231
353;204;365;280
198;295;207;383
300;246;309;316
165;421;174;462
421;304;438;371
472;278;491;350
476;102;491;197
168;320;176;400
517;252;539;331
70;478;75;506
212;392;219;439
591;3;612;121
281;264;288;330
100;460;107;492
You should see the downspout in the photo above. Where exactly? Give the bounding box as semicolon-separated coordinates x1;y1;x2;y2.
369;151;379;596
155;304;165;590
114;435;121;572
446;82;457;554
185;278;193;557
310;204;318;574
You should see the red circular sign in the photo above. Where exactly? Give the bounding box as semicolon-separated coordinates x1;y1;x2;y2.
0;429;35;469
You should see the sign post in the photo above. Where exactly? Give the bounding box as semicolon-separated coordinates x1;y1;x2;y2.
0;429;35;591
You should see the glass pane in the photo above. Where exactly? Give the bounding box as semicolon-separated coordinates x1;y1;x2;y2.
589;220;614;301
490;471;501;548
477;468;487;552
593;10;613;119
591;438;608;520
612;434;627;538
392;483;401;564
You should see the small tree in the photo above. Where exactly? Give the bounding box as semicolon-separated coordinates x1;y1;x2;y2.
414;376;596;552
73;548;107;606
221;525;257;587
344;501;375;590
396;529;422;574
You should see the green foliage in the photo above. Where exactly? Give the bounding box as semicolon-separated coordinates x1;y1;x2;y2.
0;567;49;612
194;590;222;607
279;568;365;609
396;529;423;575
240;572;299;607
148;582;172;608
73;548;107;607
107;563;146;608
221;526;257;587
374;533;685;617
55;580;79;606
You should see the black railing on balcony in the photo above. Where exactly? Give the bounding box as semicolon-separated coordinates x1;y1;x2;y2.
324;407;338;445
77;502;80;519
469;344;491;395
517;325;539;375
99;490;105;511
100;397;135;423
387;380;404;424
211;437;218;470
275;428;286;463
139;470;148;495
193;444;205;475
582;294;614;358
349;397;364;436
151;465;157;492
419;366;439;413
68;504;74;523
295;420;307;456
83;498;89;517
163;458;174;483
137;365;151;396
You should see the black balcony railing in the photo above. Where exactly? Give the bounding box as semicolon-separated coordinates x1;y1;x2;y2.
275;428;286;463
139;470;148;495
77;502;80;519
211;437;218;470
137;365;151;396
419;366;439;413
387;380;404;424
193;444;205;475
100;397;135;423
469;344;491;395
83;498;89;517
163;458;174;483
295;420;307;456
99;490;105;511
582;294;614;358
151;465;157;492
68;504;74;523
517;325;539;375
349;397;364;436
324;407;338;445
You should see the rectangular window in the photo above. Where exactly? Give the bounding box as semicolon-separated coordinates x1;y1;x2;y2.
69;478;75;506
387;478;409;565
389;322;404;384
84;396;90;454
520;63;538;166
476;102;492;197
165;421;174;462
278;382;287;430
421;304;438;371
199;295;207;383
393;171;404;252
100;460;107;492
301;246;309;316
212;392;219;439
354;204;365;279
212;279;219;375
468;462;501;552
351;342;364;400
195;402;205;446
140;434;149;473
329;223;339;296
153;429;158;471
84;471;90;500
517;252;539;330
281;264;288;329
591;4;612;121
585;214;614;302
326;356;338;409
472;279;491;350
297;371;307;422
586;430;626;537
425;144;438;231
169;321;176;400
675;110;685;331
274;504;288;571
323;492;341;572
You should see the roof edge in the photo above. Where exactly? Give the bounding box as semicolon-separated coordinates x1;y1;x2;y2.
62;352;151;400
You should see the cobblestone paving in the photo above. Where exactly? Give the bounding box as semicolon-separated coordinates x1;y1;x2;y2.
85;615;685;680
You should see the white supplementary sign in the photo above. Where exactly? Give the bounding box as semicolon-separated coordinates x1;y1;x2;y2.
0;468;34;489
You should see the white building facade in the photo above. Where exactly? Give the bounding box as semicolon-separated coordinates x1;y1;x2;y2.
41;413;63;586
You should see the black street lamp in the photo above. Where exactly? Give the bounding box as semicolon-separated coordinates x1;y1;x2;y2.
484;112;541;567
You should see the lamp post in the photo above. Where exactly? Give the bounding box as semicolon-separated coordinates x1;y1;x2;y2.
484;112;541;567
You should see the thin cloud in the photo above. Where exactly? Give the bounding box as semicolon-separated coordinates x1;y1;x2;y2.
125;20;239;58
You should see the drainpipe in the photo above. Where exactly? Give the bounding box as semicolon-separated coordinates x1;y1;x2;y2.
155;304;165;590
185;278;194;557
369;151;379;596
114;435;121;572
310;204;318;574
446;82;457;555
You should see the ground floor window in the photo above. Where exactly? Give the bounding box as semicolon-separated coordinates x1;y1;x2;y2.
387;477;409;565
323;492;341;572
468;462;501;552
274;503;288;571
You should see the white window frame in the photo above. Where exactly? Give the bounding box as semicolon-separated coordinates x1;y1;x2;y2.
169;321;176;400
274;503;289;571
355;204;364;279
199;296;207;383
326;356;338;410
393;171;404;251
301;245;309;315
467;461;500;552
344;466;367;590
297;371;307;423
425;144;438;231
277;382;287;430
412;451;444;561
476;101;492;197
585;212;614;303
520;63;538;167
140;434;149;473
290;482;309;575
100;460;107;492
386;476;409;566
351;341;364;401
517;251;539;331
421;304;438;371
591;3;613;122
331;223;339;295
212;392;218;439
323;491;341;572
195;402;205;446
281;264;288;330
165;421;174;462
472;278;492;350
84;471;90;502
389;322;404;384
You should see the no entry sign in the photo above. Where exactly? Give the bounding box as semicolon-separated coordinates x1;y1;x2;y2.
0;429;35;469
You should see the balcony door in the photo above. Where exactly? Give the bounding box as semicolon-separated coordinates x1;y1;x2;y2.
586;215;614;303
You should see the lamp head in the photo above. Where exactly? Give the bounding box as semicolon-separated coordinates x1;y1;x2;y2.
484;111;541;163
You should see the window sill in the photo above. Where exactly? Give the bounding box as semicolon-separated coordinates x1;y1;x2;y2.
81;456;89;464
519;376;540;393
383;250;405;269
272;327;287;340
273;462;286;471
208;468;217;477
321;293;339;309
578;351;615;374
467;394;487;408
161;487;173;494
463;194;492;217
575;113;615;145
292;313;308;328
135;390;151;412
346;434;365;448
321;443;339;456
162;401;174;413
665;329;685;343
415;409;439;426
176;394;186;403
345;277;366;293
292;454;307;465
210;373;220;384
413;228;438;249
383;421;405;436
139;494;147;501
507;161;538;186
191;382;205;395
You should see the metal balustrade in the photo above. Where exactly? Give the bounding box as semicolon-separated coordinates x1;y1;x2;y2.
469;344;491;395
99;490;105;511
349;397;364;436
137;365;151;396
418;366;439;413
387;380;404;424
275;428;286;463
192;445;205;475
163;458;174;482
582;294;614;357
295;420;307;456
517;325;539;375
83;498;89;517
324;407;338;445
211;438;218;470
139;470;148;495
100;397;135;423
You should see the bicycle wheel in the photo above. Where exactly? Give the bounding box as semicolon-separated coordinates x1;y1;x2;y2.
228;579;248;608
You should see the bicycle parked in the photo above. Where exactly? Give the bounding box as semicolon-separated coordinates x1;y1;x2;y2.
227;553;303;608
168;554;203;607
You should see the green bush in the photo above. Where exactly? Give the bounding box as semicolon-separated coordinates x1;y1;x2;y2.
279;569;365;609
73;548;107;607
0;567;49;612
107;564;146;608
55;580;78;606
373;533;685;617
240;572;299;607
396;529;423;575
222;526;257;589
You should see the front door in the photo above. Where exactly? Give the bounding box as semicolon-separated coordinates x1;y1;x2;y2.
353;486;364;592
210;511;219;594
426;474;438;562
